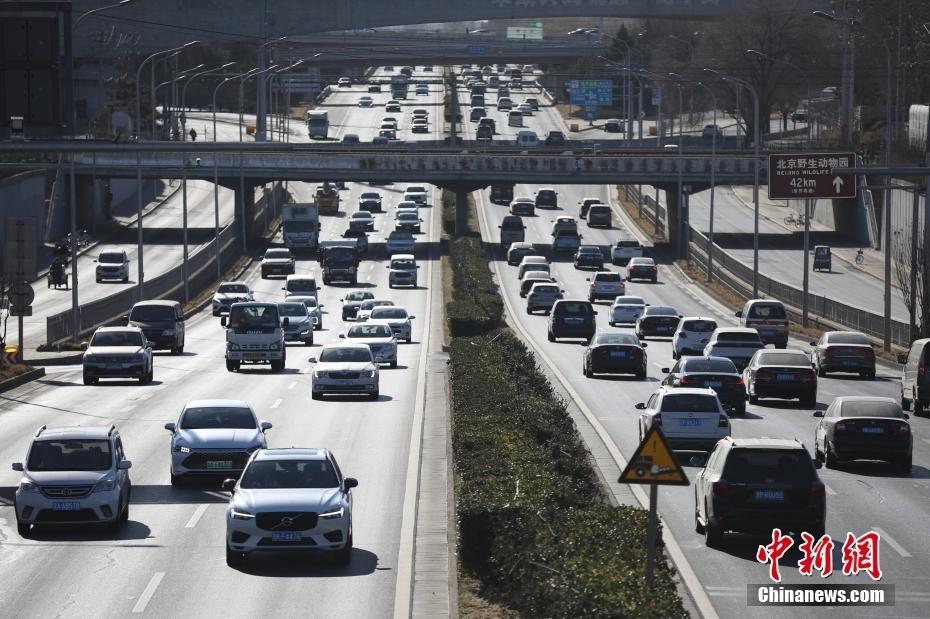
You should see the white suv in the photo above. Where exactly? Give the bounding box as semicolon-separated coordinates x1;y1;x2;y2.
635;387;731;452
13;425;132;536
224;448;357;566
95;248;130;283
311;344;380;399
673;317;719;359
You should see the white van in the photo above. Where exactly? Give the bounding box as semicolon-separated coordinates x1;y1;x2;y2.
508;110;523;127
515;130;539;147
283;274;318;299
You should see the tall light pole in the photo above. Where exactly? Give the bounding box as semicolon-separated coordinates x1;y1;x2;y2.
134;41;198;141
814;11;895;350
256;36;288;141
154;64;203;140
704;68;761;297
267;60;304;141
694;80;718;281
240;65;278;142
598;35;645;141
668;33;702;127
213;70;254;142
181;62;236;140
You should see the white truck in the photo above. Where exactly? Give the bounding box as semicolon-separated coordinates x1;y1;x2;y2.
307;110;329;139
282;203;319;252
221;302;287;372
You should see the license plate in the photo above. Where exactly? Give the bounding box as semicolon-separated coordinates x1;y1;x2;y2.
705;381;722;388
271;531;302;542
207;460;233;469
679;418;701;427
759;328;775;335
610;351;626;358
754;490;784;502
842;360;857;366
105;363;122;370
656;326;669;332
862;427;885;434
565;318;582;324
53;501;81;511
776;373;795;381
245;352;264;360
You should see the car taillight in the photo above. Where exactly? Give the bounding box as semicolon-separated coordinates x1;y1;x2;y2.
896;423;910;435
756;369;772;379
726;376;744;386
712;480;728;494
919;362;926;377
650;266;657;272
800;370;816;382
653;413;662;427
679;376;698;386
835;421;847;434
810;481;826;496
718;415;730;428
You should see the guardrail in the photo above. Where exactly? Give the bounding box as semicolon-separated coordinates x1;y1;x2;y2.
625;186;912;348
45;184;284;345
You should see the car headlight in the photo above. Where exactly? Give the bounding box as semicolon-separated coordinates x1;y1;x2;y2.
174;444;191;453
269;342;279;350
366;370;377;378
19;480;40;493
320;506;345;520
230;509;255;520
162;329;175;336
299;329;311;336
314;370;326;379
93;479;117;493
228;343;240;351
84;354;97;362
133;353;146;362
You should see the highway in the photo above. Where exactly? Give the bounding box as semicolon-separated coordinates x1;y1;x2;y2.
0;67;443;615
460;69;930;618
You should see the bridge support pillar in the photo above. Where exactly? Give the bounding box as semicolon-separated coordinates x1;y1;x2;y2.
664;190;689;259
234;181;258;250
454;190;469;236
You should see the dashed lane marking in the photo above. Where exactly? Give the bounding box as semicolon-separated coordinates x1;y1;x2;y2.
184;504;208;529
288;382;296;390
131;571;165;613
873;526;911;558
271;398;282;409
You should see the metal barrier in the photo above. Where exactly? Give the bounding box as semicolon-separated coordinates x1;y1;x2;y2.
45;184;284;345
625;185;912;348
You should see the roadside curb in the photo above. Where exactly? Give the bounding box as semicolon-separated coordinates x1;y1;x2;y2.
0;368;46;394
25;352;84;366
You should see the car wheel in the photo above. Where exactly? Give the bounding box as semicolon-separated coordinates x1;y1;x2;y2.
915;394;925;417
95;278;101;283
170;472;183;486
801;393;817;407
694;508;705;534
547;331;554;342
748;391;759;405
304;338;313;346
212;309;220;317
369;391;379;400
226;544;245;568
582;363;589;378
261;270;267;279
226;360;239;372
901;388;911;411
635;369;647;380
335;530;353;566
897;454;912;474
390;360;397;369
311;392;322;400
734;404;746;416
108;500;124;531
16;520;30;538
315;322;322;331
120;496;130;523
83;372;97;385
865;370;876;380
704;516;723;548
271;358;285;373
526;306;532;315
825;445;839;469
817;365;827;378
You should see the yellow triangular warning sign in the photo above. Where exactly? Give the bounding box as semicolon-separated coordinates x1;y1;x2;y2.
618;425;690;486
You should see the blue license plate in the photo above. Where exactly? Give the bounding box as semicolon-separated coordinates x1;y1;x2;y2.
105;363;122;370
656;326;669;332
679;418;701;427
610;351;626;358
705;381;722;388
861;427;884;434
53;501;80;511
271;531;301;542
842;360;857;366
754;490;784;502
776;373;795;381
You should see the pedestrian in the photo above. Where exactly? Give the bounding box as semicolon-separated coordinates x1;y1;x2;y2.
189;128;197;142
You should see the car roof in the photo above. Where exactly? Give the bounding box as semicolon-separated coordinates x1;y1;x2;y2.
36;426;114;440
758;348;807;356
833;396;897;405
254;448;328;461
681;355;737;366
392;253;415;260
715;327;758;334
133;300;179;307
657;386;717;395
629;257;654;263
94;326;143;333
724;437;805;450
521;255;547;263
321;342;373;351
613;295;645;303
183;399;252;409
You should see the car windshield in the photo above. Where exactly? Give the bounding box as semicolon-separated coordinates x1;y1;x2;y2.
595;333;638;346
360;300;393;310
348;324;393;338
352;212;371;219
99;252;124;264
283;220;314;232
717;332;762;342
682;320;717;332
27;439;112;472
320;347;373;363
218;284;248;294
398;213;418;220
748;303;786;319
277;303;309;317
616;240;640;248
392;260;415;269
360;193;380;200
827;332;871;345
91;330;144;347
532;285;559;294
758;352;810;366
579;247;600;255
631;259;655;266
290;297;317;308
840;400;905;418
228;305;280;329
615;297;645;306
660;394;719;412
723;450;812;485
647;307;678;316
346;292;373;301
129;305;174;322
265;250;291;259
180;406;256;430
556;302;592;315
682;358;737;373
239;459;338;489
370;308;408;319
595;273;622;282
286;280;316;293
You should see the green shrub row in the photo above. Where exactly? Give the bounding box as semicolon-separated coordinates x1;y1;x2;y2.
450;330;688;618
446;235;503;337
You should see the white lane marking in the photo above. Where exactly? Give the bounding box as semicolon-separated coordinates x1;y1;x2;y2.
652;361;666;370
203;490;228;500
873;526;912;558
288;382;296;390
270;398;282;409
823;483;837;496
922;438;930;446
185;504;208;529
132;571;166;613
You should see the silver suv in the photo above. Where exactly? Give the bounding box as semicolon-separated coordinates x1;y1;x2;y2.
13;425;132;536
224;448;358;566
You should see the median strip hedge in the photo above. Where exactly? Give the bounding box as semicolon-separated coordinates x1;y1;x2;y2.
447;225;686;617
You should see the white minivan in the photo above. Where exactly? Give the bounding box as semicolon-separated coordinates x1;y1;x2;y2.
283;274;318;300
515;130;539;147
508;110;523;127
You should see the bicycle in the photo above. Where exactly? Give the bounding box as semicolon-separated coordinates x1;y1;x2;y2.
854;248;865;265
783;213;808;228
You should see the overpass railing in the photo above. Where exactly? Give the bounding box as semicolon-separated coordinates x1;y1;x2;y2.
625;186;912;348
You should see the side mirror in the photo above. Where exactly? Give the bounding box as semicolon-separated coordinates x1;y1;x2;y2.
661;367;670;373
260;421;273;431
308;357;317;364
903;413;910;420
897;353;908;364
118;459;132;470
220;316;228;327
282;317;290;327
813;460;823;469
222;478;237;492
146;341;155;349
122;314;130;324
688;453;709;467
634;402;646;410
338;333;346;338
344;477;359;491
164;422;176;432
641;342;648;348
735;310;743;318
585;278;590;282
809;341;817;346
812;411;824;417
12;462;23;472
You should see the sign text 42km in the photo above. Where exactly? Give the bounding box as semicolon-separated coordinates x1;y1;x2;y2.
768;152;857;200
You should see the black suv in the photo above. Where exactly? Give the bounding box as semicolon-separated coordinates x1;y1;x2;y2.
535;188;558;208
661;356;746;415
490;184;514;205
126;300;185;354
547;300;596;343
574;245;604;270
694;437;826;547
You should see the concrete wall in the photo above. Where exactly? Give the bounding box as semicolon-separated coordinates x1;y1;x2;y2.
0;171;48;273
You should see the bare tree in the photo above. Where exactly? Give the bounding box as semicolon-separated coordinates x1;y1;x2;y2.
892;232;928;339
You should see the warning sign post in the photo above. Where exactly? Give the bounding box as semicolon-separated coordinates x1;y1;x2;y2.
618;425;689;588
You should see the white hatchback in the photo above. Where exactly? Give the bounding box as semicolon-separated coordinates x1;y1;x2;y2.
609;295;648;325
673;317;720;359
636;387;730;452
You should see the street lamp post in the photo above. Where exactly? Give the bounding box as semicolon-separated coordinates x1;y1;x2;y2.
689;79;719;281
154;64;203;140
181;62;236;140
266;61;304;142
134;42;198;141
240;66;278;142
704;68;761;297
256;36;288;141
